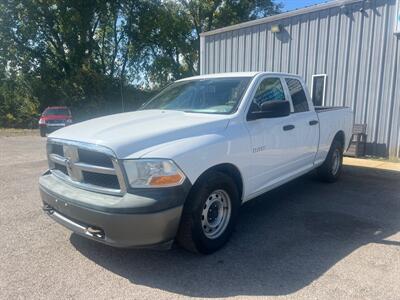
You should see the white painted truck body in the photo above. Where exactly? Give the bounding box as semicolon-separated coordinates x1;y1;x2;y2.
51;72;352;202
40;72;353;250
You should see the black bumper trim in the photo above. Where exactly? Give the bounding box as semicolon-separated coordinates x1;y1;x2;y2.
40;187;183;248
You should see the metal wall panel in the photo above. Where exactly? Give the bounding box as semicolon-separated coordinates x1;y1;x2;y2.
201;0;400;158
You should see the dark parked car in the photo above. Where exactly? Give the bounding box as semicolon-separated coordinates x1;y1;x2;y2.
38;106;72;137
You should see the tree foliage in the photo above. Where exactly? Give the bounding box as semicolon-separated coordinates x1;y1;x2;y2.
0;0;281;127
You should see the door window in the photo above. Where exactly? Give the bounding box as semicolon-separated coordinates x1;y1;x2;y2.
285;78;309;113
249;78;286;113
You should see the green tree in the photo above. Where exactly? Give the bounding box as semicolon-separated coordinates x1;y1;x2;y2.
0;75;39;128
0;0;281;127
138;0;282;86
0;0;142;117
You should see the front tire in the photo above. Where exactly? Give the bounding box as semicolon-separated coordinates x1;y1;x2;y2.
177;171;240;254
316;139;343;182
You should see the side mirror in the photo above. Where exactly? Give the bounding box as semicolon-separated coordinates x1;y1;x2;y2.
247;100;291;120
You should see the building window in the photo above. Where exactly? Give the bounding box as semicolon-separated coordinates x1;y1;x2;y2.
285;78;309;113
311;74;327;107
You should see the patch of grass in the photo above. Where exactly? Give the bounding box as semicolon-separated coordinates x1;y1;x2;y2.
0;128;39;137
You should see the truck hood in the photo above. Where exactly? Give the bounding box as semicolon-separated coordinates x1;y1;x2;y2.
49;109;230;158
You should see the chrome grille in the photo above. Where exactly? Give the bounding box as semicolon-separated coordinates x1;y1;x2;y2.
47;139;126;195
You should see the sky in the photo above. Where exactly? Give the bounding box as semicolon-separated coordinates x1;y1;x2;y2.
281;0;331;12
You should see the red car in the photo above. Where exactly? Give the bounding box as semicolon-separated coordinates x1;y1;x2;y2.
38;106;73;137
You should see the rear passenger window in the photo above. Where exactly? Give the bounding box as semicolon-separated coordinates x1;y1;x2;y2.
285;78;309;113
250;78;285;112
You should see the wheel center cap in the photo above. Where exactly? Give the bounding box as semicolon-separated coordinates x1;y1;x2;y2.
208;203;220;222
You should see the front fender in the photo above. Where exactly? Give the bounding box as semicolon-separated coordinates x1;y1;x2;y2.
139;134;231;184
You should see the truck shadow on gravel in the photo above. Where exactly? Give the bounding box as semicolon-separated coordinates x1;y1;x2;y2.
70;165;400;297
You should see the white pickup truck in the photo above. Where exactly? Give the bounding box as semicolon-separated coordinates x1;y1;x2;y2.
40;72;353;253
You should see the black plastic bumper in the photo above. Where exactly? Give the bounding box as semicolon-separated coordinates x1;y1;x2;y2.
39;173;191;248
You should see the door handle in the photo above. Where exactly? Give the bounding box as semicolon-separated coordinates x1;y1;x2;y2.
283;125;295;131
309;120;319;126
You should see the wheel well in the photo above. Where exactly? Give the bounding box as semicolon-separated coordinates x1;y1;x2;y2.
195;163;244;200
333;131;345;150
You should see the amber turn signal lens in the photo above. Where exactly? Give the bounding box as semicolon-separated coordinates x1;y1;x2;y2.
149;174;183;186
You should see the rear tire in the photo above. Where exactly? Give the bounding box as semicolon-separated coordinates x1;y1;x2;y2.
316;139;343;182
177;171;240;254
40;127;46;137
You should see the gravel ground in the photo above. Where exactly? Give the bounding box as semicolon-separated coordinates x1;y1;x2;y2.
0;135;399;300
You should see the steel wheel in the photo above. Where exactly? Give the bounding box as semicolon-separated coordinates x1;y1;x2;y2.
201;189;232;239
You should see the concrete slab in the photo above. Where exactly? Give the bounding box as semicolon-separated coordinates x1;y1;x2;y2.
344;157;400;172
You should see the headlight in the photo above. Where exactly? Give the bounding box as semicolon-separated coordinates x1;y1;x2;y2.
38;118;46;125
123;159;185;188
66;119;72;124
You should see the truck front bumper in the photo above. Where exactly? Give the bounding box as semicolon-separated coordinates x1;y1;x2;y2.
39;173;191;248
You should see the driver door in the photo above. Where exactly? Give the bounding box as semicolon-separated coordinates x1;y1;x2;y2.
244;76;298;196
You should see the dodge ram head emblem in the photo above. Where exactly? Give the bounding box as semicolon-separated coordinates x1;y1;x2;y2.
62;145;82;182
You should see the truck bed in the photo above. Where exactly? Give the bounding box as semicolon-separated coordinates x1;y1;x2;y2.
315;106;349;113
314;106;353;165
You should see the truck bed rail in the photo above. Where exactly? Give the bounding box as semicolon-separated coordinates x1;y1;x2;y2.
315;106;349;113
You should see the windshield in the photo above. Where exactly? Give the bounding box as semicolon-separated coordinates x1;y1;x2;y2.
43;108;70;116
141;77;251;114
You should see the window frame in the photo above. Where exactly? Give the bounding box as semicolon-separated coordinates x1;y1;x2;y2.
245;75;291;120
284;77;310;113
311;74;327;106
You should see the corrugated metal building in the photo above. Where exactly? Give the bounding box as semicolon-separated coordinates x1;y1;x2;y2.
200;0;400;158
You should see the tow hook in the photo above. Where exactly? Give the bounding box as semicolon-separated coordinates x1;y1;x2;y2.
42;204;54;214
